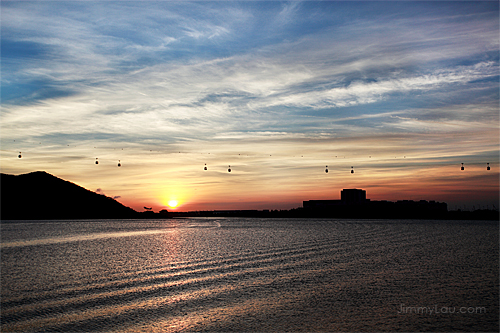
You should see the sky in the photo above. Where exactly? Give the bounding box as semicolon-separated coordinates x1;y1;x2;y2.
1;1;499;212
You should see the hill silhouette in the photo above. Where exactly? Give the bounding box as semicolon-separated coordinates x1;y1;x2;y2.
1;171;139;220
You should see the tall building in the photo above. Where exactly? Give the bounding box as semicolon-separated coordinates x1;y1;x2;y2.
341;189;367;203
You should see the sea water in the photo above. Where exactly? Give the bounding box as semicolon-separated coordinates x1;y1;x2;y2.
1;218;498;332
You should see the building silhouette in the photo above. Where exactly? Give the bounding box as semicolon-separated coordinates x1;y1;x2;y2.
303;189;447;219
341;189;367;202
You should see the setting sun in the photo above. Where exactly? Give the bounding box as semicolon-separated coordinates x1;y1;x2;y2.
168;200;179;209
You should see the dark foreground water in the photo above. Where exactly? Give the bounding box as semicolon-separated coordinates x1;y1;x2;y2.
1;218;498;332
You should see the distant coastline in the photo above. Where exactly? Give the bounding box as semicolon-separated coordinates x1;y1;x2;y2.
166;208;499;221
1;172;498;221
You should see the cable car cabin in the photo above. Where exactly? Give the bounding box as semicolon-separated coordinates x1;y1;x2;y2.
325;166;328;173
351;166;354;174
228;165;231;172
118;160;121;167
487;163;490;171
461;163;464;171
96;158;99;165
204;164;207;170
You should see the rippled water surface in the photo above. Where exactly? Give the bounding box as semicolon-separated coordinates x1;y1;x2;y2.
1;218;498;332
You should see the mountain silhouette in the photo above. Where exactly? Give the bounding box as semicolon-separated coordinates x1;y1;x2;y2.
1;171;138;220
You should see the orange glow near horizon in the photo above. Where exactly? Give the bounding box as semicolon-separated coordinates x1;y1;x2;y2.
105;159;499;213
1;103;498;213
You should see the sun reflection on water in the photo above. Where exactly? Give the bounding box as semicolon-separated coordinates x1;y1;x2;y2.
1;219;498;332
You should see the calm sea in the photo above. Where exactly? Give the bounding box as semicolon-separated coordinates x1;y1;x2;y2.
1;218;498;332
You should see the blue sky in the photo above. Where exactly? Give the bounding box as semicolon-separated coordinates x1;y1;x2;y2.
1;1;499;211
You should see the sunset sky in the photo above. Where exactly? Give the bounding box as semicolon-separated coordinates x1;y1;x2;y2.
1;1;498;212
